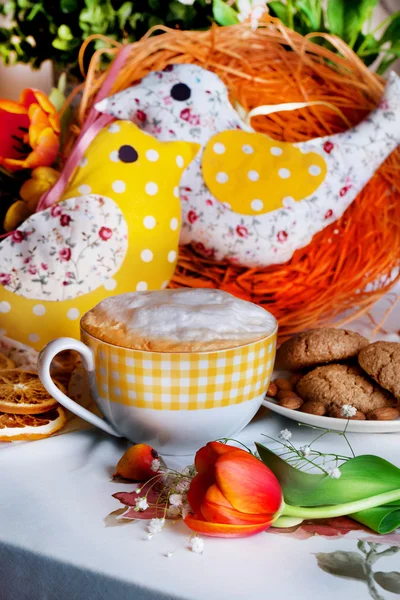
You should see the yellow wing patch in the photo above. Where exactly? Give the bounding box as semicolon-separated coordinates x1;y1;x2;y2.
202;130;326;215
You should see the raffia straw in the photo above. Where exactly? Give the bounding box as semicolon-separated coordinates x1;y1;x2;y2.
71;15;400;340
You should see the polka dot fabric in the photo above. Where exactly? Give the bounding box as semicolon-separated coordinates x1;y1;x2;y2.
0;121;198;349
202;130;326;215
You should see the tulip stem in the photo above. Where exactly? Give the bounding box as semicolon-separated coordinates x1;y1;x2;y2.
283;489;400;519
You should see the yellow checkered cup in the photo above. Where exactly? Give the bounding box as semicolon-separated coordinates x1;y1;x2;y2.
38;320;277;455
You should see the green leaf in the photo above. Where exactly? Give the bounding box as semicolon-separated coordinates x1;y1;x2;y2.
326;0;344;38
380;12;400;44
257;445;400;507
374;571;400;594
117;2;133;29
257;444;400;533
268;1;289;27
60;0;79;13
342;0;379;47
212;0;239;26
351;505;400;534
315;551;367;582
58;24;73;40
295;0;322;31
52;37;79;51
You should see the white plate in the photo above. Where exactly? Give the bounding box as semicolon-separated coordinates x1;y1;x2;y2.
262;399;400;433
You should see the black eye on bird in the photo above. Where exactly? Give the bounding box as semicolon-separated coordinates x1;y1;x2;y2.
170;83;191;102
118;145;139;163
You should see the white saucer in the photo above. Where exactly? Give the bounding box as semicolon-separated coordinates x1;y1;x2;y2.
262;398;400;433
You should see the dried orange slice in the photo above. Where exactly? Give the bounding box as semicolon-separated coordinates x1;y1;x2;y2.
0;351;15;370
0;406;66;441
0;369;65;415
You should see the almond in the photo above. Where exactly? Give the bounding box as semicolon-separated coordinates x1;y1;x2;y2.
277;390;299;400
266;382;278;398
367;407;400;421
274;378;293;391
301;401;326;416
289;373;303;386
279;395;303;410
329;407;366;420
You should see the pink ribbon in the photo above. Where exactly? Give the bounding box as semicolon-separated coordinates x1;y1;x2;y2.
37;43;133;212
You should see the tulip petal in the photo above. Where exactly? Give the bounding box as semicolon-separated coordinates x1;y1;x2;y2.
0;104;30;167
201;499;275;525
21;89;60;134
23;128;60;169
187;472;214;517
195;442;245;474
184;514;272;538
204;483;233;508
215;451;282;515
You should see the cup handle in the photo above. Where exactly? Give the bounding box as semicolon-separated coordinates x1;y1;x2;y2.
38;337;122;438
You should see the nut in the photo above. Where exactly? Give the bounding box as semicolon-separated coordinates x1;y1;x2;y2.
300;401;326;416
367;407;400;421
274;378;293;391
279;395;303;410
277;390;299;400
329;407;366;420
266;382;278;398
289;373;303;386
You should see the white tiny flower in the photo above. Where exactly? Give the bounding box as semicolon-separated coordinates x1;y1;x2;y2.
176;0;195;5
300;446;311;457
181;504;191;520
176;479;190;493
135;488;142;494
169;493;183;507
135;497;149;511
189;536;204;554
147;518;165;536
341;404;357;418
328;467;342;479
167;505;181;518
151;458;161;473
279;429;292;442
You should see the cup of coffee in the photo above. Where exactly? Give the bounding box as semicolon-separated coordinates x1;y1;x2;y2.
38;289;277;455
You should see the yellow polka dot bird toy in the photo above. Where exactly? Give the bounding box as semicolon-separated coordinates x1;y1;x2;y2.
0;120;198;349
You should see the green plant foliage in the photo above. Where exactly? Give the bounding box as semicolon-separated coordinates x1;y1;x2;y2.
0;1;398;77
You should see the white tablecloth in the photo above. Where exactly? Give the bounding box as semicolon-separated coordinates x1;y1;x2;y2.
1;287;400;600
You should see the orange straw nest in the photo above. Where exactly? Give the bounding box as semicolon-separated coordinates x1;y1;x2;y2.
74;15;400;340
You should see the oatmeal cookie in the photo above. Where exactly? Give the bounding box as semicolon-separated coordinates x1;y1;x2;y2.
276;329;369;370
296;364;395;414
358;342;400;400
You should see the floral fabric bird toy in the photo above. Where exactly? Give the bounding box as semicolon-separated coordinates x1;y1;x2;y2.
0;119;197;349
98;64;400;267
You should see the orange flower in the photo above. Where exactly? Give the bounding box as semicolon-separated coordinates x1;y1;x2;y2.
0;89;60;172
184;442;282;538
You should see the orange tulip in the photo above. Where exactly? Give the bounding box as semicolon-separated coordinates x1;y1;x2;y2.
184;442;283;538
0;89;60;172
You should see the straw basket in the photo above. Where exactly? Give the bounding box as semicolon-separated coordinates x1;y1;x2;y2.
72;16;400;340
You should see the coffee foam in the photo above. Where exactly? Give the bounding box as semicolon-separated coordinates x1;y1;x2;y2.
84;288;276;347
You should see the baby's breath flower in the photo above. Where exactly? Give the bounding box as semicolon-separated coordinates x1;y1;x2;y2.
341;405;357;418
135;488;142;494
169;493;183;507
147;518;165;536
279;429;292;442
300;445;311;457
175;479;190;494
181;504;191;520
151;459;161;473
167;505;181;518
135;497;149;511
327;467;342;479
189;536;204;554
